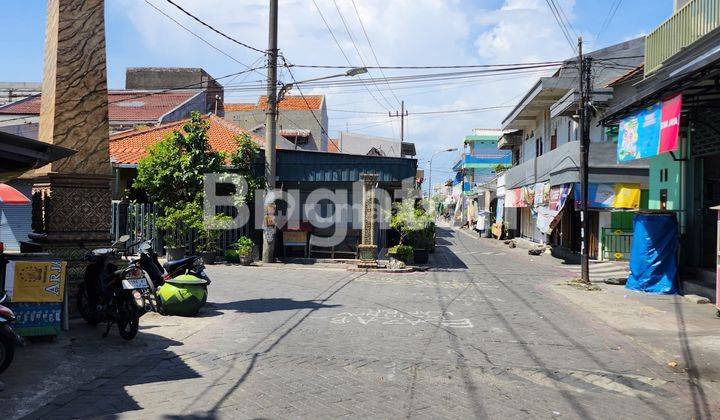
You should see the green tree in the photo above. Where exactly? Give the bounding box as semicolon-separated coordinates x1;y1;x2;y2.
133;112;225;247
229;132;264;194
134;112;225;210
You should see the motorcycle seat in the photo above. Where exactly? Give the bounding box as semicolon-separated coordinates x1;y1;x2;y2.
163;256;198;273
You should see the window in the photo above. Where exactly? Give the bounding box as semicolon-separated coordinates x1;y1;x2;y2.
536;137;544;157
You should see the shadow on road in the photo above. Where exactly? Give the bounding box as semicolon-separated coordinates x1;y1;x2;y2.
208;298;341;314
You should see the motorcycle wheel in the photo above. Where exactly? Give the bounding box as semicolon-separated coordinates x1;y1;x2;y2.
117;297;139;341
77;282;101;326
0;336;14;374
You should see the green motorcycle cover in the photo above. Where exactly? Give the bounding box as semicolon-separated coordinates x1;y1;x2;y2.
157;282;207;316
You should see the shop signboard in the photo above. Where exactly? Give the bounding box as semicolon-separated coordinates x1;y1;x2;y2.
3;260;67;337
617;94;682;162
3;260;66;303
10;302;62;336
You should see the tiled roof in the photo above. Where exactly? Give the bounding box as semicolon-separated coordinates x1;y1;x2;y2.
224;103;256;111
226;95;324;112
327;138;340;153
109;114;266;165
0;91;200;122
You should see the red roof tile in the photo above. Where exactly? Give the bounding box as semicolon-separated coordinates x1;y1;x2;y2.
109;114;266;165
327;138;340;153
225;95;324;112
224;103;256;111
0;91;199;122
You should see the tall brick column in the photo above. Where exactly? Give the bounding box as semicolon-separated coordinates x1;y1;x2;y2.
357;173;379;268
24;0;112;296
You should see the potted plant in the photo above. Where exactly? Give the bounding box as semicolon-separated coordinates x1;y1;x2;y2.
157;202;203;261
196;214;232;265
234;236;255;265
389;196;434;265
388;244;413;264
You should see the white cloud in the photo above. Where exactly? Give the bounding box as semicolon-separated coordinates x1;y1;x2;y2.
114;0;583;180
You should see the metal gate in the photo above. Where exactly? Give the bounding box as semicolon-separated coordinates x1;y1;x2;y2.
602;228;633;261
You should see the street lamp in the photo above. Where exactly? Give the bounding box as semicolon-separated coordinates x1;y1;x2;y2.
278;67;367;101
427;147;458;199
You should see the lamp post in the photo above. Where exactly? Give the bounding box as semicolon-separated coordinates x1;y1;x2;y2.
427;148;458;199
278;67;368;102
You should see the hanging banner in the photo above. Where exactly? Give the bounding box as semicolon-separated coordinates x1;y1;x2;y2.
537;184;573;234
4;260;67;303
521;186;535;207
504;188;526;208
533;182;550;207
549;183;572;212
617;94;682;162
574;183;641;210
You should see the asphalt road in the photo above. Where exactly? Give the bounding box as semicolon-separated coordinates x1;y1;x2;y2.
19;227;715;419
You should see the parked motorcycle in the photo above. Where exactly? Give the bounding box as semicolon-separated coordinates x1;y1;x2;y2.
77;235;148;340
134;239;210;316
0;292;22;374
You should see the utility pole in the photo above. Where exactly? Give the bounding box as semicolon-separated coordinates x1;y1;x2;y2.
262;0;278;263
389;100;408;141
577;36;592;285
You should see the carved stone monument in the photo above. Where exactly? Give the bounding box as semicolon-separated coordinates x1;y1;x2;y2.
357;173;379;268
24;0;111;259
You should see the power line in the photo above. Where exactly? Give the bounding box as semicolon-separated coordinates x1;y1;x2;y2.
330;0;394;109
161;0;266;55
0;66;268;124
309;0;389;112
144;0;265;77
594;0;623;47
544;0;577;53
279;56;335;149
349;0;402;107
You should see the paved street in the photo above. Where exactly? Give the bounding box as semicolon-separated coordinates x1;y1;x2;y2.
11;227;719;419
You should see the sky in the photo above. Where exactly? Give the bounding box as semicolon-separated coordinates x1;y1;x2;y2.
0;0;673;181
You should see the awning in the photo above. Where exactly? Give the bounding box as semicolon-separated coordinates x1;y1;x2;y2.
0;183;30;205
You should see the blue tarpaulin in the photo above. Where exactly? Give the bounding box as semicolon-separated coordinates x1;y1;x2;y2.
626;213;678;295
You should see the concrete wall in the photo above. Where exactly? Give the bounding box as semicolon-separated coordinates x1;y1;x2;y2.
226;106;328;151
648;152;682;210
159;91;208;123
126;68;224;114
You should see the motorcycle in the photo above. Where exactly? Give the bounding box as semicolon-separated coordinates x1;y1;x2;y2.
77;235;148;340
0;292;23;374
134;239;210;316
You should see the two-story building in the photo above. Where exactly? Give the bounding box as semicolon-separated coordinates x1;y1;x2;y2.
602;0;720;295
225;95;329;152
499;38;649;260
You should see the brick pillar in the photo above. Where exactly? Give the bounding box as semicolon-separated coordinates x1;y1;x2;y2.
23;0;112;304
357;173;379;268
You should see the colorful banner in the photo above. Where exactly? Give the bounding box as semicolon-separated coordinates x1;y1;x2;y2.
574;183;641;209
8;302;62;336
618;94;682;162
549;184;572;212
537;184;573;234
504;188;526;208
533;182;550;207
4;260;67;303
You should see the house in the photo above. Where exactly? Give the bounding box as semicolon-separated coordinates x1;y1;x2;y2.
453;129;512;191
108;114;417;257
601;0;720;297
225;95;329;151
0;82;41;107
499;37;648;261
337;132;416;157
0;67;224;137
